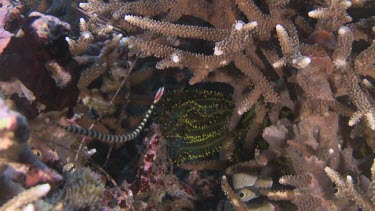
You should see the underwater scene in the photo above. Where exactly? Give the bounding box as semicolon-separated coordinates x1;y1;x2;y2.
0;0;375;210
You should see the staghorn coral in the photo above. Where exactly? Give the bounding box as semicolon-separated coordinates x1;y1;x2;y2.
221;175;248;211
78;0;374;208
79;0;238;28
272;24;311;69
333;26;375;130
0;183;51;210
235;0;296;41
308;0;353;32
1;0;375;210
121;18;279;118
324;161;375;211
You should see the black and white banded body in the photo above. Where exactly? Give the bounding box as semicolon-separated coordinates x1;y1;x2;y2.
57;87;164;145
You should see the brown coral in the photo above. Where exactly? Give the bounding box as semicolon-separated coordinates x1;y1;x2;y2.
0;0;374;210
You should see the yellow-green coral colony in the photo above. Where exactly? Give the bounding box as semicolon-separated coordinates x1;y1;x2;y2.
156;88;233;164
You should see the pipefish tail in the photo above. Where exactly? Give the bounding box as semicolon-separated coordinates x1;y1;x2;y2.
56;87;164;145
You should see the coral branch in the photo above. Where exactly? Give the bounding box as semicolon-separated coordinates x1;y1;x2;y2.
0;183;51;210
221;175;248;211
325;166;375;210
124;15;230;41
308;0;352;31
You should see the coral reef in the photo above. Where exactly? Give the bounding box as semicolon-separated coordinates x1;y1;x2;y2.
0;0;375;210
0;92;62;208
0;2;80;118
60;164;105;210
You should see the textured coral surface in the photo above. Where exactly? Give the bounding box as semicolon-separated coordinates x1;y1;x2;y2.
0;0;375;210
